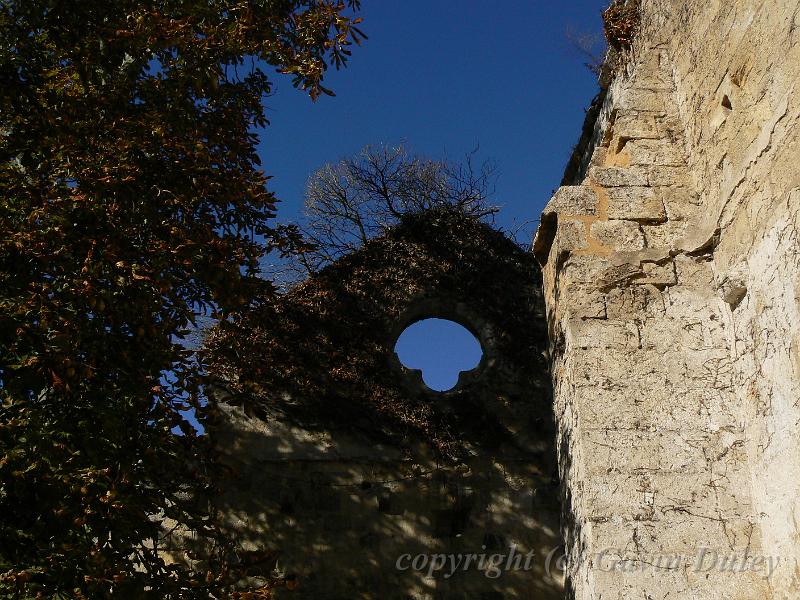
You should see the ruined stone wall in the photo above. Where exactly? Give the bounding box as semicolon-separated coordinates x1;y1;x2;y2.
205;213;562;599
535;1;800;598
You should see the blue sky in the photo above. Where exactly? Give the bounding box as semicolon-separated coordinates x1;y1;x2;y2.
259;1;607;231
395;319;483;391
257;1;608;391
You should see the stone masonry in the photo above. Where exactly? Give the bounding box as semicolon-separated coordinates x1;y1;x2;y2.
534;1;800;598
204;212;561;599
186;2;800;598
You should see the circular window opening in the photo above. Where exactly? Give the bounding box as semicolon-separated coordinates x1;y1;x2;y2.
394;318;483;392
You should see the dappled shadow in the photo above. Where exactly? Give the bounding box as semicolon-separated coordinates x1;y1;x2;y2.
201;210;563;598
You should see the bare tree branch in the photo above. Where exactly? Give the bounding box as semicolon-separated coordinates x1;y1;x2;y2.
278;144;499;283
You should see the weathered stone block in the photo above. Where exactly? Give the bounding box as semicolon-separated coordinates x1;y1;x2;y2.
606;186;668;222
685;569;773;599
649;466;754;518
597;261;647;291
574;383;741;433
555;218;588;252
588;552;774;599
626;139;686;166
680;348;735;388
638;260;677;287
640;308;728;353
672;255;715;288
612;111;665;140
589;165;649;187
617;88;669;113
590;219;645;251
561;283;607;319
591;515;763;556
581;430;711;474
642;221;689;248
586;568;689;600
564;319;639;350
605;285;666;319
544;185;597;216
648;165;690;186
583;473;657;520
559;255;612;285
659;185;702;221
567;347;691;399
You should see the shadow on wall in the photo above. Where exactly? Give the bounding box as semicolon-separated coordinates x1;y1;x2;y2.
198;209;563;599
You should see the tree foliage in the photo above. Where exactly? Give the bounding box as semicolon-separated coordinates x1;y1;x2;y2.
283;144;498;277
0;0;362;597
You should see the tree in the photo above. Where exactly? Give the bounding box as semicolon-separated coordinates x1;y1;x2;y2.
0;1;363;597
565;25;606;76
282;144;498;277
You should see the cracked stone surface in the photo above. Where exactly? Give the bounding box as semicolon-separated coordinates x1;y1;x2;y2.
534;1;800;597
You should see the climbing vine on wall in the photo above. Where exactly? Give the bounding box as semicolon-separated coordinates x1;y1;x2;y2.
205;209;550;462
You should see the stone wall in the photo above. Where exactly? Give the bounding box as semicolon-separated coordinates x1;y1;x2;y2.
205;212;562;599
534;1;800;598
